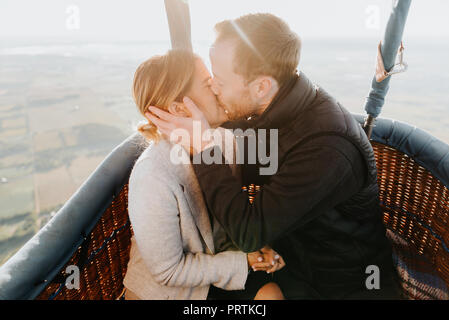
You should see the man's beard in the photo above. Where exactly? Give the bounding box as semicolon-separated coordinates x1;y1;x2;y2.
217;94;255;121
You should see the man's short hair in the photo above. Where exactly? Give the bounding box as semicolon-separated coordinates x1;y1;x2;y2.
214;13;301;87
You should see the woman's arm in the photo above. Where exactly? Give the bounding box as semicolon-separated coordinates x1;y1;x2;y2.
128;159;248;290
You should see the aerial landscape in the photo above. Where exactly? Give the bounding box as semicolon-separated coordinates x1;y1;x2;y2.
0;46;140;264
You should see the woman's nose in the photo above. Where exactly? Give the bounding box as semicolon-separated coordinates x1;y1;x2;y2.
209;78;220;96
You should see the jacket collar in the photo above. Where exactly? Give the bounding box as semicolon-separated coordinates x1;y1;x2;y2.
156;140;216;254
246;72;318;129
180;170;216;255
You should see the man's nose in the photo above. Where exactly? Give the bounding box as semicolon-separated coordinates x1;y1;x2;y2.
209;78;220;96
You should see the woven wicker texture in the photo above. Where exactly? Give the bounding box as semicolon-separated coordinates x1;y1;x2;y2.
36;142;449;300
372;142;449;299
36;185;132;300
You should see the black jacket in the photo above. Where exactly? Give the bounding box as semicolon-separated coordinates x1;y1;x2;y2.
193;72;398;298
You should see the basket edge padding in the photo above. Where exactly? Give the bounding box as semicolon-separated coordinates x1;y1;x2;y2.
0;133;146;300
352;114;449;189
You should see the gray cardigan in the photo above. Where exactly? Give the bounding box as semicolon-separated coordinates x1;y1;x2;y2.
123;138;248;300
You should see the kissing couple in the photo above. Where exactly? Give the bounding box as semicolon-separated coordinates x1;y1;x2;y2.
123;13;401;300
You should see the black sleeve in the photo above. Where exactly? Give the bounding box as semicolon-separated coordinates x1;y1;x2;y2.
193;135;366;253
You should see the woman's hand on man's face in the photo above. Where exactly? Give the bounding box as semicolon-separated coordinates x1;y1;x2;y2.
247;246;286;274
145;96;213;154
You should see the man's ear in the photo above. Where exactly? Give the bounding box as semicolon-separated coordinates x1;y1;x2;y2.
250;76;275;100
168;102;189;117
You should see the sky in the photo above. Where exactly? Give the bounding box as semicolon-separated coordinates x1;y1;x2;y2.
1;0;449;42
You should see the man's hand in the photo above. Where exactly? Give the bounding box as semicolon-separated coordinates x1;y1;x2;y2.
251;246;286;274
247;251;265;269
145;97;212;154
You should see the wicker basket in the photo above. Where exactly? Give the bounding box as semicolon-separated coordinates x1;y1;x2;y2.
36;185;133;300
373;142;449;299
36;142;449;300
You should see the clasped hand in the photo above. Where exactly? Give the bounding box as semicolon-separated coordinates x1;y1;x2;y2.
247;246;286;274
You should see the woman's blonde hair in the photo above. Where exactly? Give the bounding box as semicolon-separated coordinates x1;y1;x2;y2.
133;50;196;142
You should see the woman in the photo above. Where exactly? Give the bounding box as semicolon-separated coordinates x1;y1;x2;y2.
123;50;285;300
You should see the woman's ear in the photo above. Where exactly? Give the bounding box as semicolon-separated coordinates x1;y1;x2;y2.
168;102;189;117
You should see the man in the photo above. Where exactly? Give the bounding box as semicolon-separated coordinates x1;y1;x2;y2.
147;13;401;299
